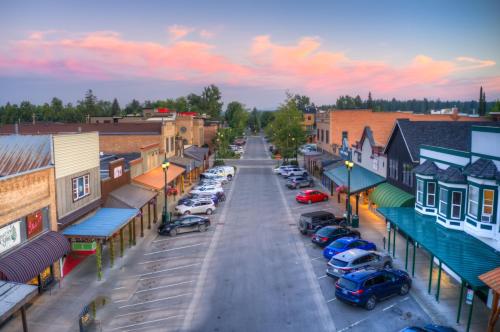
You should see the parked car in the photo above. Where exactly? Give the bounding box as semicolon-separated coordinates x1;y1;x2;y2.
335;268;411;310
298;211;346;235
278;166;295;176
311;226;360;247
296;190;329;204
234;138;246;146
326;249;392;278
158;215;210;236
286;176;314;189
193;181;222;190
323;238;377;260
174;199;216;215
273;165;293;174
178;193;219;206
201;166;235;180
399;325;458;332
190;185;223;195
282;167;308;177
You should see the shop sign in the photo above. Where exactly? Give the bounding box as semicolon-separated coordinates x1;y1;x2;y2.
26;210;44;239
465;289;474;305
0;221;21;254
386;222;391;231
113;165;123;179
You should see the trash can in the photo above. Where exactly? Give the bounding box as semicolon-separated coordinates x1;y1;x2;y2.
351;214;359;228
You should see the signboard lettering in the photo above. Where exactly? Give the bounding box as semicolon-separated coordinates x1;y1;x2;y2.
466;289;474;305
0;221;21;254
26;210;43;239
113;165;123;179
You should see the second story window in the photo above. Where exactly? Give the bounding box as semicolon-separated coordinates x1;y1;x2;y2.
416;179;424;205
439;188;448;216
427;182;436;206
468;185;479;218
325;130;329;144
320;129;324;142
482;189;495;223
72;174;90;201
402;163;413;187
388;159;398;180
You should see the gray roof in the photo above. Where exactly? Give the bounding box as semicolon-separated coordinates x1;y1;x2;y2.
361;126;377;147
184;146;209;162
413;160;440;176
106;184;157;209
394;120;500;162
436;166;467;184
0;281;37;322
169;156;200;170
464;158;499;180
0;135;52;177
100;153;141;179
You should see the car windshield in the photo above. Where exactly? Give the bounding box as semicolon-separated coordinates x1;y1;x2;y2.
298;191;307;196
329;241;346;249
330;258;348;267
183;200;195;206
316;227;334;236
338;277;358;291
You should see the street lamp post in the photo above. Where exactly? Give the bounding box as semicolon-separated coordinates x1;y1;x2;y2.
345;160;354;225
162;159;170;224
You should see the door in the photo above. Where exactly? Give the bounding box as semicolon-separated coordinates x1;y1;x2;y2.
368;274;388;298
180;218;195;233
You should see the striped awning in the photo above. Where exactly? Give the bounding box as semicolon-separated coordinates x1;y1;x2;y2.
369;183;415;208
0;232;70;283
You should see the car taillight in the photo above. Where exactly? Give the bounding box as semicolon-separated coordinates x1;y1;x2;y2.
320;237;328;242
335;283;341;289
351;289;364;295
341;267;352;272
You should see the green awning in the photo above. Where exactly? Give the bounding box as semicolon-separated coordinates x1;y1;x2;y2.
369;182;415;207
378;207;500;289
323;165;385;194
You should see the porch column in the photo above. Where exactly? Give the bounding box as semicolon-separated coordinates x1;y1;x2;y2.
435;260;442;302
355;194;359;215
428;254;434;294
387;223;391;255
147;202;151;230
392;226;396;258
153;197;158;224
132;218;136;245
109;236;115;268
412;240;417;277
140;208;144;237
119;228;124;257
96;241;103;281
181;175;185;193
21;306;28;332
466;291;475;332
487;291;499;332
128;222;133;247
456;280;465;324
405;235;409;270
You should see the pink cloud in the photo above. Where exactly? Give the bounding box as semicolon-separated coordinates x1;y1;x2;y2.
0;31;498;100
199;29;215;39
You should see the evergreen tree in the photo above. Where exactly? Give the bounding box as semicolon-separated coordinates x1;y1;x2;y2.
111;98;121;116
479;86;485;115
367;92;373;109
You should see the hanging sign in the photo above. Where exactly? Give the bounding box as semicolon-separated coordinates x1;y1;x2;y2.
386;222;391;232
465;289;474;305
0;221;21;254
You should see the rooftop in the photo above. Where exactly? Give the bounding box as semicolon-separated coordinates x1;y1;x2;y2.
0;122;162;135
0;135;52;177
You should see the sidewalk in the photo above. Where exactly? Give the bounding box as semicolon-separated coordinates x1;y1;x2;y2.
314;177;492;332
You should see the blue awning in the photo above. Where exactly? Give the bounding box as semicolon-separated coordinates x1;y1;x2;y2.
61;208;139;239
323;165;385;194
378;207;500;290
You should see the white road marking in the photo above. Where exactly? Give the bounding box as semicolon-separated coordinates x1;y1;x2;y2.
108;315;183;331
135;280;194;294
326;298;337;303
139;254;201;265
311;256;323;261
118;293;191;309
382;303;396;311
137;263;200;279
338;318;368;332
400;296;410;302
113;299;128;303
317;275;328;280
144;243;204;256
112;286;126;290
115;305;176;318
151;232;209;243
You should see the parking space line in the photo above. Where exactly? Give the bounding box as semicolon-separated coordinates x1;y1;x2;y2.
112;286;126;290
118;293;191;309
144;243;204;256
337;318;368;332
151;232;212;244
317;275;327;280
108;314;183;331
139;254;202;265
134;280;194;294
115;306;175;318
136;263;200;279
382;303;396;311
326;298;337;303
311;256;323;261
399;296;410;302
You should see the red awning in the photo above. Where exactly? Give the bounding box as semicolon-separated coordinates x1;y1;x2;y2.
0;231;70;283
157;107;173;113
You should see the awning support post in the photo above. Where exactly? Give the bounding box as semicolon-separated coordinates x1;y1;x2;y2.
355;194;359;215
96;241;102;281
387;223;391;255
466;291;474;332
405;235;409;270
428;254;434;294
109;236;114;268
412;240;416;277
456;280;465;324
21;306;28;332
153;197;158;224
181;175;185;193
392;226;396;258
119;228;124;258
140;208;144;237
435;260;442;302
147;202;151;230
132;219;136;246
128;222;133;247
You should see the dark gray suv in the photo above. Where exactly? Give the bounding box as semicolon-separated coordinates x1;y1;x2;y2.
286;176;314;189
298;211;345;235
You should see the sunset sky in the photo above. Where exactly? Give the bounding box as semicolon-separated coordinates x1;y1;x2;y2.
1;0;499;108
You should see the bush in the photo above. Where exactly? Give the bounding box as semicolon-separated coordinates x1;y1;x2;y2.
289;160;299;166
213;159;225;166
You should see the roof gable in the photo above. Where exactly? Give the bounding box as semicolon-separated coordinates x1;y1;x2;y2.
0;135;53;177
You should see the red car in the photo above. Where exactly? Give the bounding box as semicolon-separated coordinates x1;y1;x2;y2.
295;190;329;204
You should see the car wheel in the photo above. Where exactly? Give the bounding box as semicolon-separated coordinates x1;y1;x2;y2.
365;295;377;310
184;210;191;215
198;223;207;232
383;262;392;269
206;208;213;215
307;200;312;204
303;173;307;177
399;282;410;295
227;175;233;181
323;196;328;201
169;228;177;236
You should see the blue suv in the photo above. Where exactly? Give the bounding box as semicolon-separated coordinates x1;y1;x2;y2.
322;237;376;260
335;268;411;310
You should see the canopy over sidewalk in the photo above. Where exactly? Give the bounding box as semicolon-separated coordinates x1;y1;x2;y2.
0;281;37;331
133;164;185;191
324;165;385;194
105;184;157;210
370;183;415;207
378;207;500;290
61;208;138;239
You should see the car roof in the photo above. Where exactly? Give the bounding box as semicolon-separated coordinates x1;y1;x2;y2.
334;237;357;244
301;211;333;218
342;268;381;282
333;248;370;261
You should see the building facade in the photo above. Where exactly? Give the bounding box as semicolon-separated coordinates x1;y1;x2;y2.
352;126;387;178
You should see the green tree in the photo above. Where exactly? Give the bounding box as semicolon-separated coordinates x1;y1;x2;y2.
291;94;311;111
479;86;486;116
111;98;121;116
187;93;203;113
201;84;223;119
367;92;373;109
489;100;500;114
125;99;142;115
80;89;98;116
248;107;261;133
225;101;248;135
260;111;275;129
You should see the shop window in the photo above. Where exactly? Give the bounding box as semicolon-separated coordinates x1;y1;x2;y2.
402;163;413;187
482;189;495;223
326;130;329;144
468;185;479;218
389;159;398;180
357;151;362;163
439;188;448;216
320;129;324;142
426;182;436;207
416;180;424;205
451;191;462;219
72;174;90;201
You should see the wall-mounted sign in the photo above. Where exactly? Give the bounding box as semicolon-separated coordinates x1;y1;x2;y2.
26;210;44;239
0;221;21;254
466;289;474;305
113;165;123;179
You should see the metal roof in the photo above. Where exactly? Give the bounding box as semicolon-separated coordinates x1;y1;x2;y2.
479;267;500;294
105;184;157;209
378;207;500;289
0;135;52;177
61;208;139;238
369;183;415;208
324;165;385;194
0;281;37;323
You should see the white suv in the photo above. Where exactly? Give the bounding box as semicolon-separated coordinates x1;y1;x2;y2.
175;199;216;215
202;166;235;180
282;167;308;177
190;185;224;195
